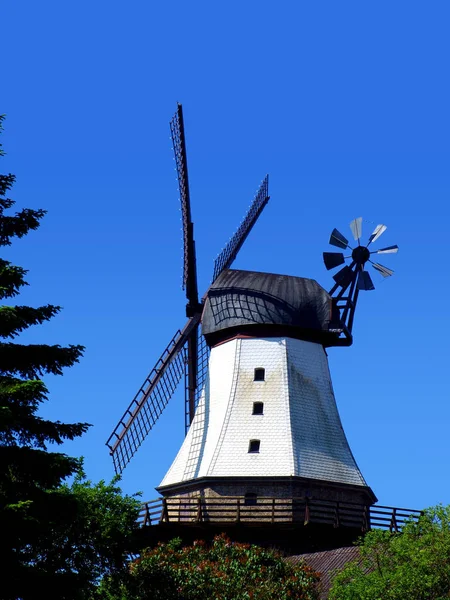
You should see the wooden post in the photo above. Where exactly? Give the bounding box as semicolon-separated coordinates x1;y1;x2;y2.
271;498;275;524
161;498;169;523
236;499;241;523
304;497;310;526
334;502;340;528
144;503;151;526
196;497;202;522
362;505;370;532
390;508;398;532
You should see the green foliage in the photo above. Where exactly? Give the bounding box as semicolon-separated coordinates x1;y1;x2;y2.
0;342;85;377
58;474;141;581
0;304;61;338
32;473;141;599
329;505;450;600
3;470;141;600
0;117;46;246
101;534;320;600
0;259;29;298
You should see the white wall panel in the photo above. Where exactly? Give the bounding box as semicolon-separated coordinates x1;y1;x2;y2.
160;336;366;489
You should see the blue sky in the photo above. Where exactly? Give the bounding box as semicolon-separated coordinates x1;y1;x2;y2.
2;1;450;510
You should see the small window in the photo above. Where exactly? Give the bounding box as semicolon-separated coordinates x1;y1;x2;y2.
244;492;257;506
254;368;265;381
248;439;260;453
252;402;264;415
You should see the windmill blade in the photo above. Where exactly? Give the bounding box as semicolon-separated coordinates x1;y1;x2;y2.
368;224;387;245
350;217;363;241
358;270;375;291
371;261;394;278
170;104;199;313
372;244;399;255
185;325;198;432
329;228;349;249
212;175;269;282
106;314;200;474
185;324;210;433
323;252;345;270
333;265;355;288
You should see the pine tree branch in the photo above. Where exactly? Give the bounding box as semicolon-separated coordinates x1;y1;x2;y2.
0;343;85;378
0;195;14;210
0;305;61;338
0;208;47;246
0;376;90;448
0;377;48;411
1;446;82;490
0;173;15;195
0;406;90;448
0;259;29;299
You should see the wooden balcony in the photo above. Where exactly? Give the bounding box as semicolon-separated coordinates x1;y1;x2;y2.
138;496;422;533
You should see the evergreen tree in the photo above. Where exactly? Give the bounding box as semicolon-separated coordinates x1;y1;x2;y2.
0;115;90;598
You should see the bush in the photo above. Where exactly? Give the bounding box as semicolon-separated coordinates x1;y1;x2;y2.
101;534;320;600
329;505;450;600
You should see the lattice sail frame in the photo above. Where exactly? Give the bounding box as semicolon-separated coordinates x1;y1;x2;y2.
170;104;193;293
184;325;210;434
106;316;199;474
213;175;269;282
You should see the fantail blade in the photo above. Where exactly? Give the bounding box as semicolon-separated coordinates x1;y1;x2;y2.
357;270;375;291
368;224;387;244
350;217;363;241
333;265;354;287
323;252;345;270
372;262;394;277
329;228;349;249
373;245;399;254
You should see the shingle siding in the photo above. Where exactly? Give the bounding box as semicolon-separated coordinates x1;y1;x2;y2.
287;338;366;485
160;336;366;488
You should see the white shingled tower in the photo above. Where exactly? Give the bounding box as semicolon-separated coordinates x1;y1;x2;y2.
161;336;366;488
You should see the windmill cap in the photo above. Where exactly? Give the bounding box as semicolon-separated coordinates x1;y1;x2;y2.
202;269;340;347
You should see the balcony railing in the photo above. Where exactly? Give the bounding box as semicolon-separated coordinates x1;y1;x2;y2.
138;497;422;533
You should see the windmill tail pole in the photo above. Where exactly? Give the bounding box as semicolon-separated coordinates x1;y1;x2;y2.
340;264;359;334
347;278;361;335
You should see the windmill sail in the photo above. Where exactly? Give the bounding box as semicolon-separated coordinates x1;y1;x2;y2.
170;104;199;312
106;315;200;474
212;175;269;282
185;325;210;433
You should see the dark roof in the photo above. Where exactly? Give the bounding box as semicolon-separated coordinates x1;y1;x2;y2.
288;546;361;599
202;269;339;345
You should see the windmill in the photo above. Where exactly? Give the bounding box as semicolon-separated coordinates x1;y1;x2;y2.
106;105;400;551
106;104;270;475
323;217;399;343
